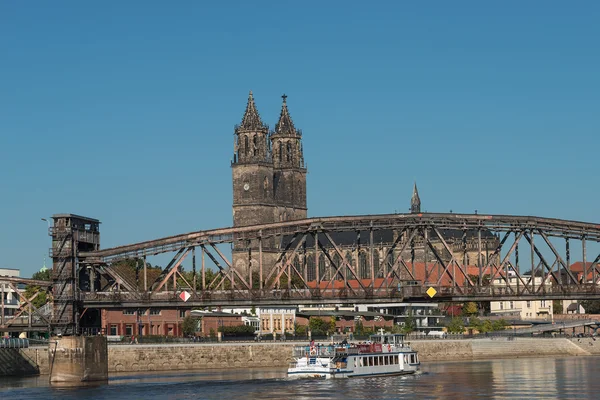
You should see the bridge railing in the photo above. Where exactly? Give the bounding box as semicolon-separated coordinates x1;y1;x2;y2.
0;338;29;348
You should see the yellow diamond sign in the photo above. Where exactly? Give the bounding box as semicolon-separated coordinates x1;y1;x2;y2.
426;287;437;298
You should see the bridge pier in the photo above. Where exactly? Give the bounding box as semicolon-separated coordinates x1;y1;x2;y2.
48;336;108;386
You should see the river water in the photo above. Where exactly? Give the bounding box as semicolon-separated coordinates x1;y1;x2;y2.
1;356;599;399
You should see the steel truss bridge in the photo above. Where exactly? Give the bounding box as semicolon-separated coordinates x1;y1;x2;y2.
4;212;600;334
75;213;600;307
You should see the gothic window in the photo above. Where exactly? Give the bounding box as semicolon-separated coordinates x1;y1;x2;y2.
373;251;381;277
359;252;369;279
253;135;258;156
298;180;303;202
263;176;269;197
319;254;326;281
279;141;283;164
333;253;342;280
345;252;353;279
307;254;316;282
293;256;301;285
286;142;291;162
244;136;249;156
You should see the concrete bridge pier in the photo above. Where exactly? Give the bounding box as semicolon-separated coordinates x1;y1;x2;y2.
48;336;108;386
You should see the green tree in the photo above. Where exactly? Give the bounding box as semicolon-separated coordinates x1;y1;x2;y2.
446;317;465;334
32;269;51;281
552;300;563;314
23;268;52;309
308;317;328;335
250;305;256;316
401;313;416;334
580;300;600;314
295;323;307;336
182;316;199;337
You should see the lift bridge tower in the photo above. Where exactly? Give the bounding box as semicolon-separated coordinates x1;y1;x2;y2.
50;214;100;335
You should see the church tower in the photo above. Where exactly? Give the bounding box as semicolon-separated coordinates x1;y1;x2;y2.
271;94;307;221
410;182;421;213
231;91;277;228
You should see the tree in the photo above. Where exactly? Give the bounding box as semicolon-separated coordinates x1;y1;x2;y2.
23;268;52;309
328;316;337;334
250;305;256;316
182;316;199;337
553;300;563;314
462;302;479;316
295;323;307;336
308;317;329;335
446;317;465;334
401;313;416;334
32;269;51;281
580;300;600;314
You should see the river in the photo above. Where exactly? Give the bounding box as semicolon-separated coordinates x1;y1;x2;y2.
1;356;598;399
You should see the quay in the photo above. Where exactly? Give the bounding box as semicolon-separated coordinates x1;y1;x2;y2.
4;337;600;377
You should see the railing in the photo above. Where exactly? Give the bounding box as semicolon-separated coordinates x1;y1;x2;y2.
0;338;29;348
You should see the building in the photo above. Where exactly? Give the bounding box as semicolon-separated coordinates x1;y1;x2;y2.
295;309;394;334
257;306;296;336
0;268;20;320
231;92;307;275
359;303;444;334
102;307;190;337
189;311;243;337
490;276;553;320
229;93;499;281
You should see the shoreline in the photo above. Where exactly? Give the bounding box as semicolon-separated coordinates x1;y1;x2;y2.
9;337;600;376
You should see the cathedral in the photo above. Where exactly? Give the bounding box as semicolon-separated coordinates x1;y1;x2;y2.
231;92;307;273
231;92;499;282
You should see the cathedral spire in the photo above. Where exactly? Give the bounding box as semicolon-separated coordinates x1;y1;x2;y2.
411;182;421;213
239;90;266;131
274;93;297;136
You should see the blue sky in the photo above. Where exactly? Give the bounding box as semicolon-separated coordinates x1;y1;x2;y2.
1;2;598;278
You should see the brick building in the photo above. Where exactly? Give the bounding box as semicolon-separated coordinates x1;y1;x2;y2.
295;310;394;334
102;308;189;337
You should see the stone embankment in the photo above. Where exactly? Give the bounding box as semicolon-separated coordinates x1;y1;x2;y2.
10;338;600;376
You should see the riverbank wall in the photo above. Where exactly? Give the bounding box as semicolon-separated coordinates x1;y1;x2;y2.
13;338;599;376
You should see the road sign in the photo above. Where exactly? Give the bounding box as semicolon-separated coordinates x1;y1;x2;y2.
179;291;191;302
426;287;437;298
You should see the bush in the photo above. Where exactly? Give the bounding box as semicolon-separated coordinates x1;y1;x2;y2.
218;325;256;336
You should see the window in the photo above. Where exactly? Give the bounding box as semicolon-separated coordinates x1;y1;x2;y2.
253;136;258;156
123;309;135;315
179;310;187;318
509;301;514;310
125;325;133;335
500;302;504;310
110;325;118;335
244;136;249;156
149;308;161;316
527;301;531;308
286;142;291;162
541;300;546;307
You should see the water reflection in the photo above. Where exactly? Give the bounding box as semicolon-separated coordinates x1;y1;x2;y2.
1;357;599;399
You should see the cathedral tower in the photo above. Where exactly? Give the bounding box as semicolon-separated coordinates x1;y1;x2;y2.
232;91;277;228
271;94;307;221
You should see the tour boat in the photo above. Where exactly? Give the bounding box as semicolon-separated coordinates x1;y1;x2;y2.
287;333;420;379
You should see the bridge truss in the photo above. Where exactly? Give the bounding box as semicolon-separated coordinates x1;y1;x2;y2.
77;213;600;308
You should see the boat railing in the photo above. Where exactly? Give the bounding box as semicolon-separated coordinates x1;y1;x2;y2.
292;345;336;357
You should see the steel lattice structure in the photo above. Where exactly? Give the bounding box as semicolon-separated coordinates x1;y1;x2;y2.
76;213;600;309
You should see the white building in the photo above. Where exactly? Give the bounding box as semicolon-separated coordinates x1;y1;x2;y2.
358;303;444;333
1;268;20;319
490;276;553;320
257;306;296;336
